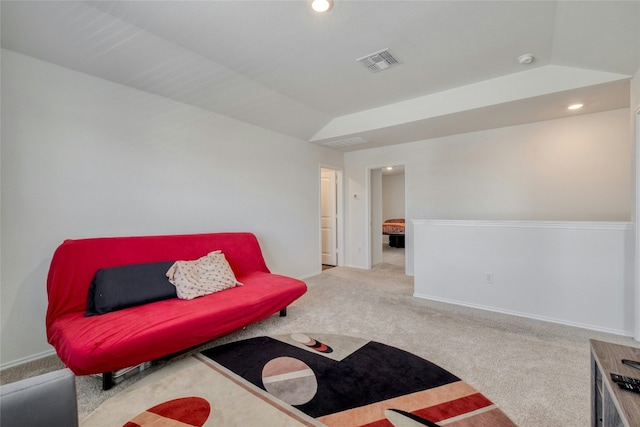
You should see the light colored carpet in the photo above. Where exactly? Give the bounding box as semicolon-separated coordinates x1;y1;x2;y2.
3;245;639;426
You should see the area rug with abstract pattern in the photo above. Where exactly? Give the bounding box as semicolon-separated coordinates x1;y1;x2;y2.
81;333;516;427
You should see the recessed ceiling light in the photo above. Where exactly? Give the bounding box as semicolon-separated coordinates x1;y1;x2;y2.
386;167;393;171
311;0;333;12
568;103;584;110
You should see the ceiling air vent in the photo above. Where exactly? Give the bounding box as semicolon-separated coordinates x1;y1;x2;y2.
322;137;368;148
356;49;400;73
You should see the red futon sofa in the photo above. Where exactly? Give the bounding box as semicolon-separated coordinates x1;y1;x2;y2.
46;232;307;388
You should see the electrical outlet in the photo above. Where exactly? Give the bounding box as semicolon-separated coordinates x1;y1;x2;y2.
484;272;493;284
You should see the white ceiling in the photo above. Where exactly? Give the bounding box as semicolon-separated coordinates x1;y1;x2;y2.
2;1;639;151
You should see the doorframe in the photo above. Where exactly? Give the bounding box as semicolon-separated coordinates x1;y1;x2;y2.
319;165;344;269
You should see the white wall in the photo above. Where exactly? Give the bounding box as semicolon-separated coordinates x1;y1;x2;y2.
345;108;632;274
382;174;405;220
0;49;343;367
414;220;634;335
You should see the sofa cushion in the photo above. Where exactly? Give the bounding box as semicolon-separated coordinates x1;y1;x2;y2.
167;251;242;300
86;261;177;316
52;271;307;376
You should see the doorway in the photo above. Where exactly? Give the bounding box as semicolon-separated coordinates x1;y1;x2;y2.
369;165;406;269
321;167;343;269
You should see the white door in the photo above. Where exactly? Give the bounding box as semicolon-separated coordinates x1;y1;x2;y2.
321;168;337;266
370;168;383;267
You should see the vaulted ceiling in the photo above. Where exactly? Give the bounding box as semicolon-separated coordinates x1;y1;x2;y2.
2;1;639;151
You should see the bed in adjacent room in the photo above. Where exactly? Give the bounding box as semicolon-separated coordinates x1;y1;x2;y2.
382;218;405;248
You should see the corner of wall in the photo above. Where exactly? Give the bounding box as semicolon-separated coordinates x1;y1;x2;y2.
631;66;640;340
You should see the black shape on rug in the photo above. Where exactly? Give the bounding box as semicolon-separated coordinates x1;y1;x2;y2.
201;336;459;418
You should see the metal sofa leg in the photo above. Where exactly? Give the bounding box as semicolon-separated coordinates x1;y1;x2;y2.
280;307;287;317
102;372;113;391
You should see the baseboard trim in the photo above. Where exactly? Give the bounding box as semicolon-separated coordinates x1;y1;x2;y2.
344;264;367;269
413;292;633;337
0;348;57;371
299;270;322;280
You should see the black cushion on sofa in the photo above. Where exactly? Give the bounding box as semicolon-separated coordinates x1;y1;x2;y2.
86;261;177;316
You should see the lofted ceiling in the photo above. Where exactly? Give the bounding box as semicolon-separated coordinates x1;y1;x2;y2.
1;1;639;152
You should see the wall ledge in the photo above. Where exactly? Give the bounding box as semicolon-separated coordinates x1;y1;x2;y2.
412;219;633;230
